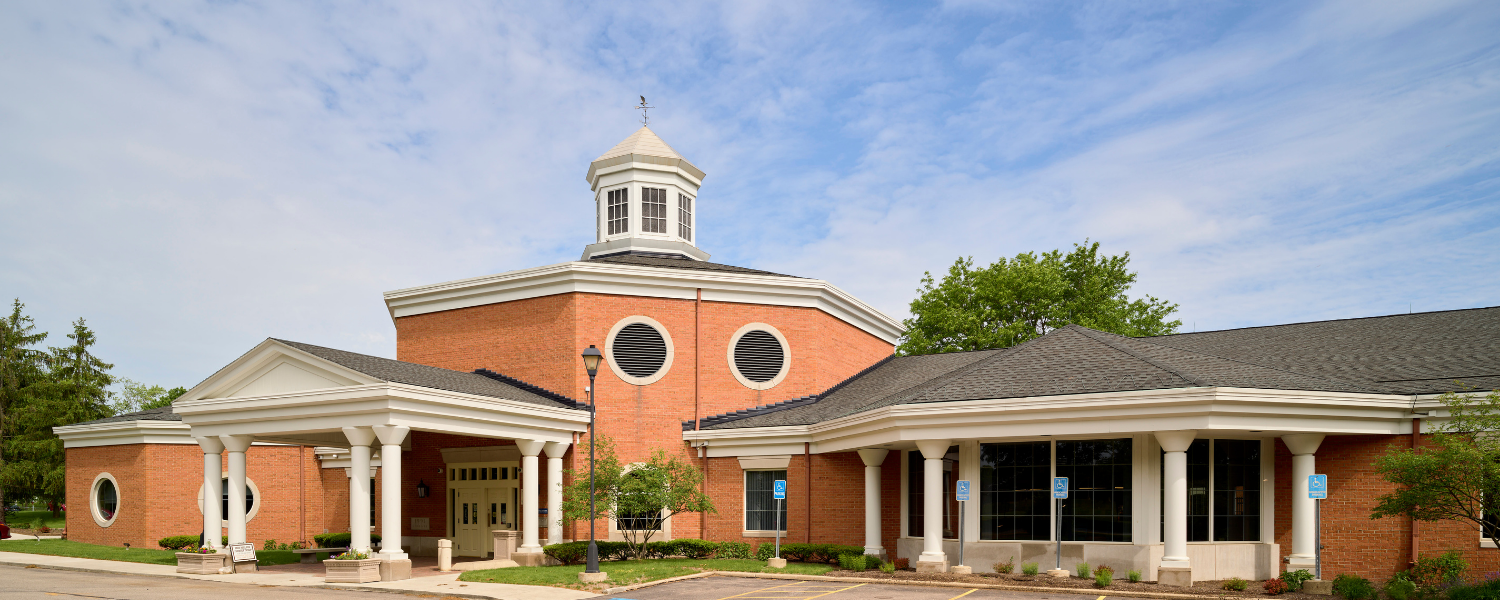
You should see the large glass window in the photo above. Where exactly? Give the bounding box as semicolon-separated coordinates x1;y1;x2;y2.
642;187;667;233
607;188;629;235
1214;440;1261;541
745;470;788;531
907;446;960;538
1058;439;1132;542
979;442;1050;541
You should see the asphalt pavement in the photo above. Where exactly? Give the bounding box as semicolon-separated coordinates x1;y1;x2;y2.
598;576;1118;600
0;564;380;599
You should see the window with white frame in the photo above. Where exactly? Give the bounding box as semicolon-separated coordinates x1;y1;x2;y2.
979;441;1050;541
1160;439;1261;542
678;194;693;241
607;188;629;235
616;471;664;532
642;187;667;233
745;470;788;531
1057;438;1133;542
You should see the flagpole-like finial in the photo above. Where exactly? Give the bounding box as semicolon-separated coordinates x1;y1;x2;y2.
635;96;654;126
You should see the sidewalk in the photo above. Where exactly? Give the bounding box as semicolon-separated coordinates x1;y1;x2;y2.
0;551;595;600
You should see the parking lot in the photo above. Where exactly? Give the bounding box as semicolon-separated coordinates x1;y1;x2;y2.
598;576;1114;600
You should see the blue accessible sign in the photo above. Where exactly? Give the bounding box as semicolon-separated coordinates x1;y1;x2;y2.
773;479;787;500
1308;474;1328;499
956;480;971;502
1053;477;1069;499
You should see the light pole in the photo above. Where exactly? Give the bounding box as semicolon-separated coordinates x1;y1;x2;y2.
581;345;603;575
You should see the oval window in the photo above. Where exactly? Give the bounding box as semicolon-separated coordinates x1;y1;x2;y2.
96;479;118;519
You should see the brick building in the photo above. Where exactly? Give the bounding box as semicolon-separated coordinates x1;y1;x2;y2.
56;126;1500;586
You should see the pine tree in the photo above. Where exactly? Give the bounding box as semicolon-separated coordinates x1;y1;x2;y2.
0;300;49;525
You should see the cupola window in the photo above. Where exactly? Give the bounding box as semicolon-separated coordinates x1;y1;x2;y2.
607;188;629;235
678;194;693;241
642;187;668;234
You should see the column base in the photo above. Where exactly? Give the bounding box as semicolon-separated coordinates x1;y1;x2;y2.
915;559;949;573
863;546;886;559
1158;566;1192;587
1286;556;1317;572
379;559;412;582
511;551;547;567
377;551;409;561
578;571;608;583
767;558;787;568
1302;579;1333;595
1047;568;1069;578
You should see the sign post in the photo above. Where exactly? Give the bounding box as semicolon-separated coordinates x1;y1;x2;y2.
773;479;787;560
956;480;970;567
1052;477;1069;573
1309;474;1327;580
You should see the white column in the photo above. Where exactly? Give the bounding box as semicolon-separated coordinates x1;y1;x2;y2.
1155;431;1197;571
1283;433;1325;571
857;449;889;557
516;439;546;554
196;437;225;548
373;425;410;560
914;440;951;569
344;426;377;554
544;441;569;545
219;435;254;546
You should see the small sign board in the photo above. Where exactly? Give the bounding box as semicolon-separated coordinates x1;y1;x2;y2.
1053;477;1069;499
956;480;971;502
228;542;256;563
1308;474;1328;499
773;479;787;500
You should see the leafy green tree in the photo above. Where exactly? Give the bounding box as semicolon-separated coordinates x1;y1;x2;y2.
561;436;714;559
5;319;115;514
1372;390;1500;548
110;380;186;414
0;300;49;524
899;240;1181;355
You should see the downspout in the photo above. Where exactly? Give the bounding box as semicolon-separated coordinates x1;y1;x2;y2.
805;442;812;544
696;288;705;538
1411;414;1421;566
300;445;306;544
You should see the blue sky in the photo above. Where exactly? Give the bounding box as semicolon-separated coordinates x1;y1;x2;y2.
2;1;1497;391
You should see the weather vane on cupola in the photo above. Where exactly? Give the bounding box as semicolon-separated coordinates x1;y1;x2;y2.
635;96;654;126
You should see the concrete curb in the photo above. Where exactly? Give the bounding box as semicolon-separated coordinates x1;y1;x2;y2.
603;571;1234;600
0;558;185;581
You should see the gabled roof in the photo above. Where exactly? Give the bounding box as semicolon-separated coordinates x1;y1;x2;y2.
698;307;1500;430
595;126;685;161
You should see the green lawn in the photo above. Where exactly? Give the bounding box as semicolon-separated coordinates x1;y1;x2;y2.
0;539;300;566
458;558;833;588
7;510;67;529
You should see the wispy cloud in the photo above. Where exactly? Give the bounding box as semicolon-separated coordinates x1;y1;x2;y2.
1;1;1496;388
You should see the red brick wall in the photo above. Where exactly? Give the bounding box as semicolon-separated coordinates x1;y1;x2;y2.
67;444;331;549
696;451;873;549
1274;434;1500;581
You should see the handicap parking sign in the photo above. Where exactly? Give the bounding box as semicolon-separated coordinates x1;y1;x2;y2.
1308;474;1328;499
773;479;787;500
1053;477;1069;499
956;480;970;502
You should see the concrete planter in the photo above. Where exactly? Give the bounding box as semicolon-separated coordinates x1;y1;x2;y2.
324;558;383;583
175;552;229;574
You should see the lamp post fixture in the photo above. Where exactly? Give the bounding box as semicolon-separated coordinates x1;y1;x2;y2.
580;345;603;574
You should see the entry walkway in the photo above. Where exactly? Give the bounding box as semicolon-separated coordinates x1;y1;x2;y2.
0;551;593;600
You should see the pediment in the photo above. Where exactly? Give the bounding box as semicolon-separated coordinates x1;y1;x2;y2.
181;340;383;402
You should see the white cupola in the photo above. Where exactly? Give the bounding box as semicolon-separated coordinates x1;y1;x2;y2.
582;126;709;261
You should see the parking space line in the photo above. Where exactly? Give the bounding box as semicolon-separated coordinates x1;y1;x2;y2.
945;589;978;600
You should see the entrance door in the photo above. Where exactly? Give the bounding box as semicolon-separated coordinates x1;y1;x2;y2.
487;488;512;531
455;488;486;557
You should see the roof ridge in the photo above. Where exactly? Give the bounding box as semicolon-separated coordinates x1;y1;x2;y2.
1093;326;1385;393
1145;305;1500;339
1062;326;1207;387
684;353;898;431
471;369;589;411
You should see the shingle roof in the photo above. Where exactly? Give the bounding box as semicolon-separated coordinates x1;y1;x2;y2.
275;340;585;411
587;254;800;278
700;307;1500;430
595;126;685;162
70;405;182;425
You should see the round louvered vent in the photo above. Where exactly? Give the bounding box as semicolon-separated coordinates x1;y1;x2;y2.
611;322;668;378
733;330;785;383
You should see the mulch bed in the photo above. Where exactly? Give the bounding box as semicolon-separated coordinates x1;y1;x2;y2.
825;569;1326;599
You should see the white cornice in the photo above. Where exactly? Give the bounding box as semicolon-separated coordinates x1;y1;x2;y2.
682;386;1418;456
382;260;904;344
55;420;194;448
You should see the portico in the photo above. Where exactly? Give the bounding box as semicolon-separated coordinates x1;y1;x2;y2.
172;338;590;578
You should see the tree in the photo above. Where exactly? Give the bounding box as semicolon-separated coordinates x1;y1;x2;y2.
1372;390;1500;547
898;240;1181;355
4;319;115;514
110;380;186;414
0;300;49;524
561;436;714;559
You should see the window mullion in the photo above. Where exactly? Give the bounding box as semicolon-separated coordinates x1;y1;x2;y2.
1208;439;1215;543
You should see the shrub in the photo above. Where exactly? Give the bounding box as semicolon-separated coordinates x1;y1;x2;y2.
717;541;751;559
643;541;672;558
879;561;895;574
754;543;775;561
993;556;1015;574
1446;578;1500;600
596;541;630;561
673;539;718;559
895;557;910;570
1223;577;1248;591
313;532;382;548
289;541;304;550
262;539;278;551
1076;562;1090;578
777;543;865;564
1263;578;1289;595
1412;550;1468;588
1127;570;1141;583
1096;565;1113;579
1281;569;1314;592
1022;563;1039;576
1383;577;1417;600
158;535;199;550
1094;571;1111;588
864;555;884;570
1332;574;1376;600
543;541;588;565
331;550;369;560
838;553;867;571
